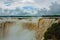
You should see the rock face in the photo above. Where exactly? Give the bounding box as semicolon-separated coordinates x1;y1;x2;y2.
0;18;58;40
37;19;55;40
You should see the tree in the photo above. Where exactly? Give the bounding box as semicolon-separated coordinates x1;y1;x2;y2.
44;22;60;40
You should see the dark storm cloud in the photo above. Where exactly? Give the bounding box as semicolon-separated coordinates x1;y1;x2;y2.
47;2;60;15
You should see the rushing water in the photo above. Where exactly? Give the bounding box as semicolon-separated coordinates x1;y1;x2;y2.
0;18;55;40
2;18;36;40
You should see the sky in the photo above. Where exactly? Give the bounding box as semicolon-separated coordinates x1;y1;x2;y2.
0;0;60;16
0;0;59;9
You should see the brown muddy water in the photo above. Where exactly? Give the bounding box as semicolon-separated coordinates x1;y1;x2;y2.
0;17;56;40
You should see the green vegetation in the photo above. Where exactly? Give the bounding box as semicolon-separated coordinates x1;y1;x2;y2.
42;15;60;17
44;22;60;40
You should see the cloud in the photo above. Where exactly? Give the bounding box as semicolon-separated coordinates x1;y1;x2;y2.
0;0;39;9
47;2;60;15
0;0;60;10
36;2;60;16
34;0;60;9
20;0;35;3
0;0;60;16
0;6;40;16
